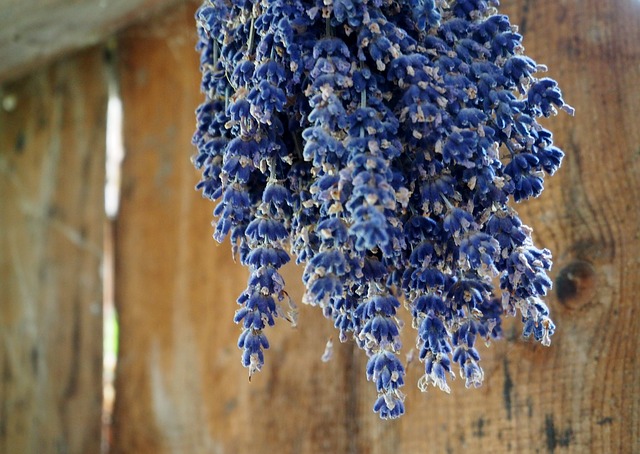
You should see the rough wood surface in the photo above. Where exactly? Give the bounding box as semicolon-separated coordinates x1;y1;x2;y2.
0;48;106;454
0;0;186;84
112;1;640;452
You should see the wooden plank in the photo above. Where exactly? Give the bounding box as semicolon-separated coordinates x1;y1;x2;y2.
0;47;106;454
0;0;186;84
112;1;640;452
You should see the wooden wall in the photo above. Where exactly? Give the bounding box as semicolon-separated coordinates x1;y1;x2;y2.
1;0;639;453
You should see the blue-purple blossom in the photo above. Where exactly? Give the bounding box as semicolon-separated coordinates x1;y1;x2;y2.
194;0;572;419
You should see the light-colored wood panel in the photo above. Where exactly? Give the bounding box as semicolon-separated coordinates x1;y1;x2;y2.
0;48;106;454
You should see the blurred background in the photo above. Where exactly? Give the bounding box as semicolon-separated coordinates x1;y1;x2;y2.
1;0;638;453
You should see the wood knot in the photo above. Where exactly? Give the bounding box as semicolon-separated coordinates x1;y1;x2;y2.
555;260;596;308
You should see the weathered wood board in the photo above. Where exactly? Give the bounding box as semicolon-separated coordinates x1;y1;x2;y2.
112;1;640;452
0;48;106;454
0;0;187;84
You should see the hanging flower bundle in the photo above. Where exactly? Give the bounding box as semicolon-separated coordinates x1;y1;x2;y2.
192;0;573;419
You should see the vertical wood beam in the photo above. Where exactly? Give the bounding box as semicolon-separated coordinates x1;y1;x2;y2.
0;48;106;454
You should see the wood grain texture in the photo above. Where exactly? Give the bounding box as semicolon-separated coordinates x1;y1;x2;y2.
0;0;187;84
0;48;106;454
112;1;640;452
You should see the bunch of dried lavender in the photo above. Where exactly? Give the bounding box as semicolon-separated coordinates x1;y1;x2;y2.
192;0;572;419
